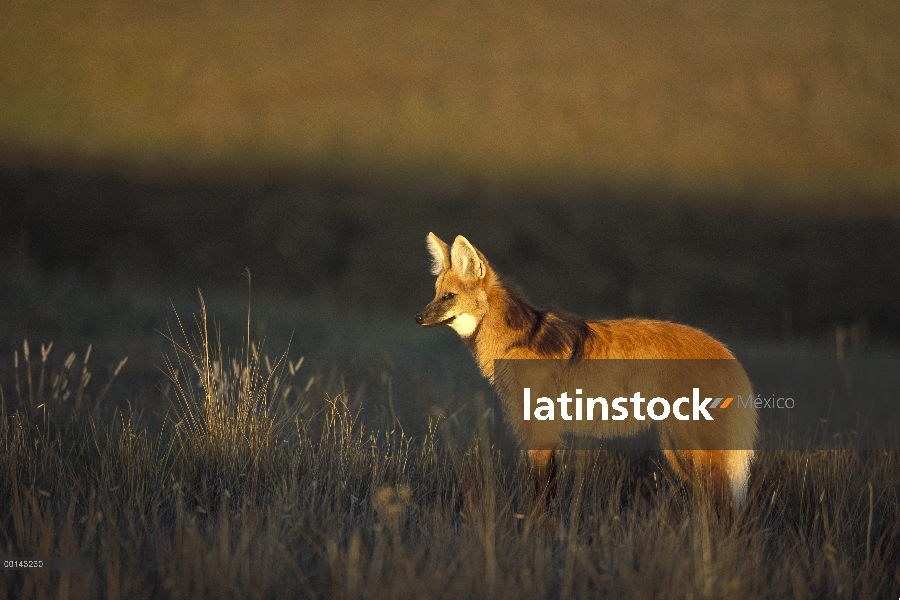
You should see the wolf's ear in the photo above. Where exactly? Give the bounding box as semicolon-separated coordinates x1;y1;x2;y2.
450;235;486;280
426;232;450;275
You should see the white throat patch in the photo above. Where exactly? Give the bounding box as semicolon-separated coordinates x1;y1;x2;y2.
449;313;479;337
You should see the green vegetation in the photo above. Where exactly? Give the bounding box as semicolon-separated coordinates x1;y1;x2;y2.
2;0;899;199
2;305;898;598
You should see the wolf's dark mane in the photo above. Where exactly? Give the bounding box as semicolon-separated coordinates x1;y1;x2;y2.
500;280;594;361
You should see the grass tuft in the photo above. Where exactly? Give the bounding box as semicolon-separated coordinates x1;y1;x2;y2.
161;290;299;496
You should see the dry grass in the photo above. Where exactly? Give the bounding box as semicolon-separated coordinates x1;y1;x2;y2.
1;307;899;599
1;0;899;197
162;291;301;489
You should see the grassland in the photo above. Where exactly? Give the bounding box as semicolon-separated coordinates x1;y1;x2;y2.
2;0;900;201
1;295;899;599
1;168;898;598
3;2;900;594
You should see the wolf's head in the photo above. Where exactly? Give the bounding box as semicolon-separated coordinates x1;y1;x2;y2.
414;233;493;338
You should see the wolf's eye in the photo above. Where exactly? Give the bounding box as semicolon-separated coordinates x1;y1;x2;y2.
441;292;456;301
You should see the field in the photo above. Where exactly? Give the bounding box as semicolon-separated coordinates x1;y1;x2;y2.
1;168;900;598
2;0;900;201
3;0;900;596
1;299;898;599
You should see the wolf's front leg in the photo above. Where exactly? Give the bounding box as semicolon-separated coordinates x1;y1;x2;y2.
528;448;557;504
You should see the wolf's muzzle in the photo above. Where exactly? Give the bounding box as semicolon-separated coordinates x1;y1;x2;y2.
415;312;455;327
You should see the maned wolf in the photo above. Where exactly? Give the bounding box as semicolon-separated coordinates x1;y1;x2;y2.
415;233;758;508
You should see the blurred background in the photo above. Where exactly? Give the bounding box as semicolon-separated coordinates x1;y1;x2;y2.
1;0;899;433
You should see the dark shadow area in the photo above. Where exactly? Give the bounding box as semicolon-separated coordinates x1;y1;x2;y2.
3;166;899;346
